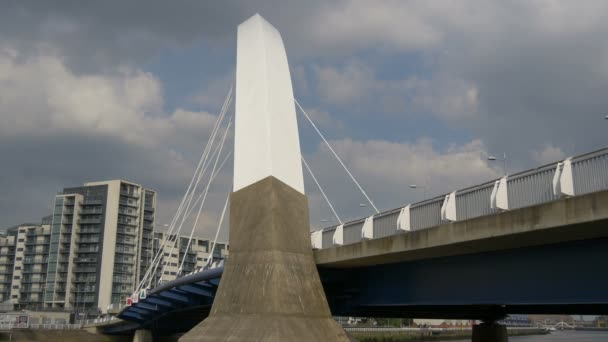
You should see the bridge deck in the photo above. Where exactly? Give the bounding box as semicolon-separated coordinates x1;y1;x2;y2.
314;190;608;268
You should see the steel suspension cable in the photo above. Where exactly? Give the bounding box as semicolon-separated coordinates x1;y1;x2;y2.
301;155;342;225
205;194;229;269
138;87;232;290
177;117;233;275
294;98;380;214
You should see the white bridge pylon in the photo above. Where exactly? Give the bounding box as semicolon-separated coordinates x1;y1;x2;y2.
233;13;305;194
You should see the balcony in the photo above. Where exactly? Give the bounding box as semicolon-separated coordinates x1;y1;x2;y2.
82;199;103;205
118;208;139;217
79;228;100;234
114;258;134;265
77;237;100;244
119;199;138;208
24;251;44;257
116;230;137;238
80;208;103;215
117;219;138;227
77;247;99;254
120;189;140;198
74;257;97;264
23;258;48;264
112;277;132;284
73;277;96;283
114;248;135;256
74;267;97;273
21;278;44;284
78;218;101;225
22;268;45;274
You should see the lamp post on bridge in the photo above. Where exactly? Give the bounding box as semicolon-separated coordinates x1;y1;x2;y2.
488;152;508;176
409;184;428;199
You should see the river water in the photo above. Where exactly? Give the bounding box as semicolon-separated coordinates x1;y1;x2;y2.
444;330;608;341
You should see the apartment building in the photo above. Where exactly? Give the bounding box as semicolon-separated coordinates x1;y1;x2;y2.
150;232;228;284
0;180;228;315
40;180;156;313
0;221;52;309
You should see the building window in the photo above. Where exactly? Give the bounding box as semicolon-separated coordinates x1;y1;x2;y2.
14;267;21;270
16;257;22;261
18;239;24;242
12;286;18;289
14;276;20;280
17;248;23;252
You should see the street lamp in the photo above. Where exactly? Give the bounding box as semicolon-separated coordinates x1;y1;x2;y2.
409;184;428;199
488;152;508;176
359;203;367;207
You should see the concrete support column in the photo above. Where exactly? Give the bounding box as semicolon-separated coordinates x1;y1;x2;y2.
472;322;507;342
133;329;153;342
180;177;349;341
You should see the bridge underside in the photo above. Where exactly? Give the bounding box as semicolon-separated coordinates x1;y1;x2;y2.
107;269;221;335
321;237;608;321
108;238;608;335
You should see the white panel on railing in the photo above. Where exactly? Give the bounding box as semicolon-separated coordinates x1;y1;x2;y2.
490;180;500;209
397;205;411;231
560;158;575;196
311;231;323;249
441;191;457;221
361;216;374;239
552;162;564;196
496;176;509;210
333;224;344;246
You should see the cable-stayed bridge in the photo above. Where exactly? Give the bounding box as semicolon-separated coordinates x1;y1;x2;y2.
87;146;608;336
86;14;608;342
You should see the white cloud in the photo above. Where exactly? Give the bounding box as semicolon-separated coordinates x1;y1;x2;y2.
312;60;479;120
531;144;566;165
0;47;232;238
0;49;222;148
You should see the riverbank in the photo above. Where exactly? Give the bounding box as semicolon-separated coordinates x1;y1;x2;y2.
349;328;548;342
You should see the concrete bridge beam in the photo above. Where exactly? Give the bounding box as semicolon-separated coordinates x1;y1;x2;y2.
472;322;507;342
133;329;153;342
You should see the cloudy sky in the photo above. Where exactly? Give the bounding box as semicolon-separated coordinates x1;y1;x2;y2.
1;1;607;240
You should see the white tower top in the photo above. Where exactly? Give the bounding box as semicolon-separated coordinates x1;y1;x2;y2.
233;14;305;194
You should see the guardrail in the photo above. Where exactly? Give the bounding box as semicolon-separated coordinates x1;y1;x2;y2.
311;147;608;249
0;323;83;330
82;316;119;326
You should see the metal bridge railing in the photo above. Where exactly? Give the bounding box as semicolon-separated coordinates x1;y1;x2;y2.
311;147;608;250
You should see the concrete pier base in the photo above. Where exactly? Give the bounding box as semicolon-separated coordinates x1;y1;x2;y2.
133;329;153;342
472;322;508;342
179;177;349;341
